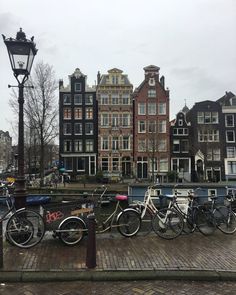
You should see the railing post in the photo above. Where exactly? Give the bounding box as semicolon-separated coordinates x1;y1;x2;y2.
0;221;3;268
86;213;96;269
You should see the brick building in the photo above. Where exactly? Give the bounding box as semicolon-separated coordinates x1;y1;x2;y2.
133;65;170;182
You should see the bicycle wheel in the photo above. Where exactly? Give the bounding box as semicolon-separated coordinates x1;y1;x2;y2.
58;217;86;246
140;208;153;236
117;209;141;237
195;207;216;236
214;206;236;234
6;209;45;248
152;208;184;239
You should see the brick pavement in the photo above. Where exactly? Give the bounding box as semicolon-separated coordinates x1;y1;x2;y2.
1;230;236;274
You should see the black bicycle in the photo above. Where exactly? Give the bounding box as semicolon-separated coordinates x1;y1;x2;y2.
0;184;45;248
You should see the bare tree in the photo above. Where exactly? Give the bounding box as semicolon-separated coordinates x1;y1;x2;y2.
9;61;58;185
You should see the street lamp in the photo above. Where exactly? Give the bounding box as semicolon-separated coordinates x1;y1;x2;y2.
2;28;37;209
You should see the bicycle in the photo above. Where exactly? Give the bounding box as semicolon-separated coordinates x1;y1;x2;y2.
0;184;45;248
57;186;141;246
166;188;216;236
129;185;184;239
205;191;236;235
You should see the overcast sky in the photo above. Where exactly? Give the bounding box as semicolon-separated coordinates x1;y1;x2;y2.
0;0;235;136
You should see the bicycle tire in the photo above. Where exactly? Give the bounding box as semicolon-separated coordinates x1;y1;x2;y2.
151;208;184;239
6;209;45;248
195;207;216;236
58;217;86;246
214;206;236;234
117;209;141;237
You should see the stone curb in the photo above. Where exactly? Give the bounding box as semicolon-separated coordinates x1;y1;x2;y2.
0;270;236;282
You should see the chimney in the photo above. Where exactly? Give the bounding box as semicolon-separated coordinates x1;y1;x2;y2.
97;71;101;85
59;79;64;89
160;76;165;88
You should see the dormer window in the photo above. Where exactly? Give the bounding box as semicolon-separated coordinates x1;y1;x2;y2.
230;97;236;106
178;119;183;126
74;82;81;92
63;94;71;105
148;89;156;98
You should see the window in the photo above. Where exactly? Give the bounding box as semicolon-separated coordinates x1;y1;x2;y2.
207;149;221;161
101;94;109;105
181;139;189;153
197;112;204;124
148;139;157;152
86;140;94;152
138;139;146;151
64;140;72;152
112;76;118;84
122;114;130;127
160;158;168;172
85;94;93;105
63;108;71;119
74;83;81;92
101;158;109;171
227;147;236;158
122;94;129;105
111;94;119;105
101;113;109;126
122;136;130;150
158;139;167;151
178;119;183;126
225;114;234;127
85;123;93;135
205;112;211;123
230;98;236;106
179;159;190;173
212;112;219;123
138;121;146;133
158;120;166;133
63;123;71;135
138;103;146;115
148;103;156;115
197;112;219;124
74;123;82;135
64;157;73;171
228;161;236;174
74;94;82;105
112;113;119;127
158;103;166;115
148;121;156;133
173;140;180;153
74;108;82;119
112;137;119;150
85;108;93;119
101;137;109;150
74;140;83;152
77;157;85;171
226;131;235;142
173;128;188;135
112;158;119;171
63;94;71;105
148;89;156;98
198;130;219;142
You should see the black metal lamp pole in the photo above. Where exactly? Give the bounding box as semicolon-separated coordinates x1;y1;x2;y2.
2;28;37;209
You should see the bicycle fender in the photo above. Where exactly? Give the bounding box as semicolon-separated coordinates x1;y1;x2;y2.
58;216;86;230
116;208;139;222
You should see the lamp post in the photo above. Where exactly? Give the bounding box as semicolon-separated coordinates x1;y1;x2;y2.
2;28;37;209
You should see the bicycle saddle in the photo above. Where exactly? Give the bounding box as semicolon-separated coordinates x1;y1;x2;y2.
116;195;128;201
